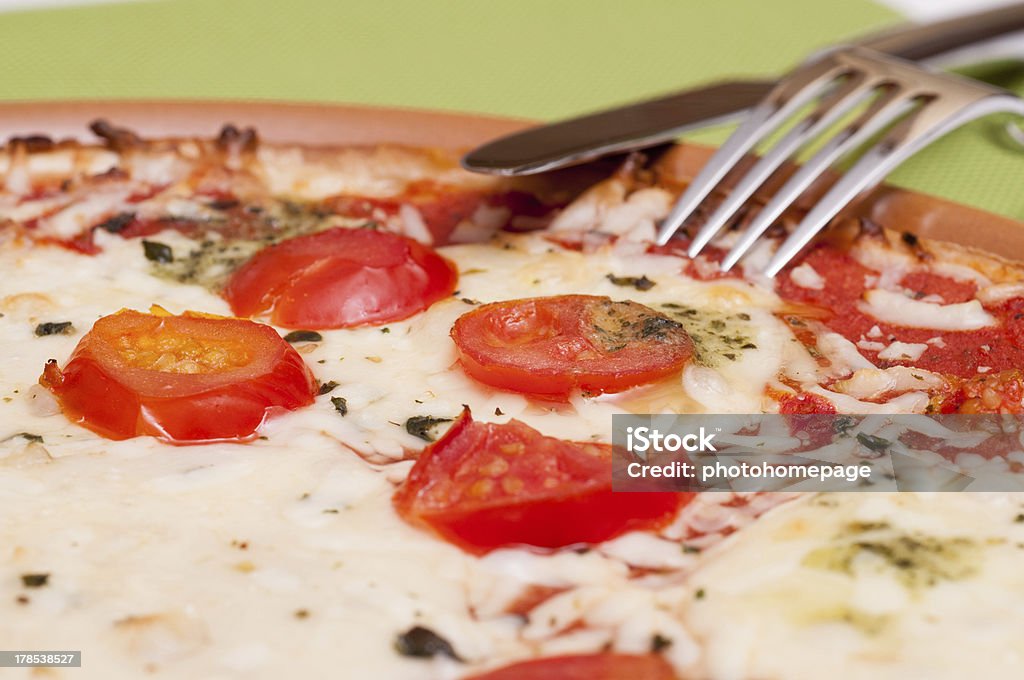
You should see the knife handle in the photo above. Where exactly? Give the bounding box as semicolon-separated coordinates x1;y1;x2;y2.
857;3;1024;62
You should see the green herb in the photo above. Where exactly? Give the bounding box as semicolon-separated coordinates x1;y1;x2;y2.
16;433;43;444
640;316;683;341
394;626;461;660
142;240;174;263
283;330;323;343
381;327;391;334
834;416;856;436
606;273;656;291
34;321;74;336
695;588;706;600
20;573;49;588
330;396;348;416
405;415;453;442
856;433;891;453
650;633;673;653
804;533;979;590
94;212;135;234
1015;514;1024;523
318;381;339;396
682;545;701;554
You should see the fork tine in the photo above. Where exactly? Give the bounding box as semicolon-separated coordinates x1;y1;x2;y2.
654;59;847;248
684;74;876;260
763;93;1024;277
719;88;916;271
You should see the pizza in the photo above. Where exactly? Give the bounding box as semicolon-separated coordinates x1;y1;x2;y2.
3;119;1024;680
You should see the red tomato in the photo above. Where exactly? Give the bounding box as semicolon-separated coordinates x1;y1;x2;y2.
40;308;317;444
222;227;457;329
450;295;694;400
466;654;679;680
393;409;688;554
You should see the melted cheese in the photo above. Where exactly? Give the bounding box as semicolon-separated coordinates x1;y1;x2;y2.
3;140;1024;680
683;493;1024;680
876;341;928;362
790;263;825;290
0;193;1013;678
860;290;995;331
0;227;796;678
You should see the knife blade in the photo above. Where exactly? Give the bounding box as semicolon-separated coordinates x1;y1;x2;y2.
463;3;1024;176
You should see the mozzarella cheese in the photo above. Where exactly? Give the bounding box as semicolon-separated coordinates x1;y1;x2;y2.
683;493;1024;680
876;341;928;362
0;225;803;679
860;289;996;331
789;263;826;290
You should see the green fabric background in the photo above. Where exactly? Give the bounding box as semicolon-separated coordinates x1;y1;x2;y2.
0;0;1021;219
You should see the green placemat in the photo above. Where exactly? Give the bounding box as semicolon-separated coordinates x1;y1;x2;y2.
0;0;1020;219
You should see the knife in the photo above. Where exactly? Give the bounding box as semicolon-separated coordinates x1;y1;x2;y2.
462;4;1024;176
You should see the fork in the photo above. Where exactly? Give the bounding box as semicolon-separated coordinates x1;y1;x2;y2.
654;47;1024;277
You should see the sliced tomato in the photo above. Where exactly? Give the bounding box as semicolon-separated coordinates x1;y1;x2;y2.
466;654;679;680
393;409;688;555
450;295;694;400
40;308;317;443
222;227;457;329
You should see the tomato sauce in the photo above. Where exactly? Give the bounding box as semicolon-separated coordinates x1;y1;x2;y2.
775;244;1024;379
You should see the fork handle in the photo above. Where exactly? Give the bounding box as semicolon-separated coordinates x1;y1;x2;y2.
857;3;1024;62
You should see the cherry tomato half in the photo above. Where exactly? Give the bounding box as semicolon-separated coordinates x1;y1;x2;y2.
40;308;317;444
450;295;694;400
393;409;688;554
222;227;457;329
466;654;679;680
